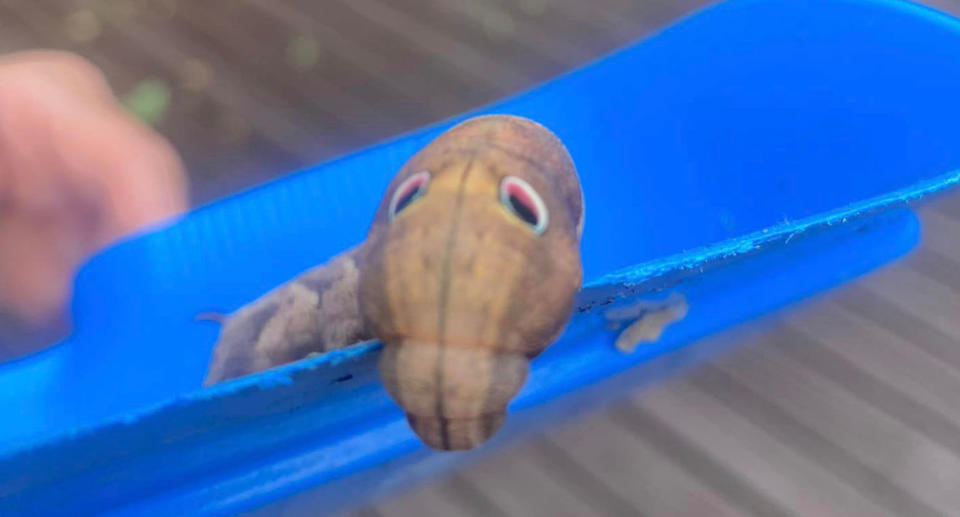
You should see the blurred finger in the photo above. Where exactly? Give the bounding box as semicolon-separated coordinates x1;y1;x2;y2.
0;52;188;248
0;50;116;107
0;51;188;354
46;102;188;246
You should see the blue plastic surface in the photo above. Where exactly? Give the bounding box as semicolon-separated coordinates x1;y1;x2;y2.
3;0;960;514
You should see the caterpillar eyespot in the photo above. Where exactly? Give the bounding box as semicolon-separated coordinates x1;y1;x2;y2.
500;176;549;235
389;171;430;220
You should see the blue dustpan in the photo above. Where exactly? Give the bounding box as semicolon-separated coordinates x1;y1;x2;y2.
3;0;960;514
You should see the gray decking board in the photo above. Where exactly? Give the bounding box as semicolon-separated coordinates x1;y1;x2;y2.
633;381;898;517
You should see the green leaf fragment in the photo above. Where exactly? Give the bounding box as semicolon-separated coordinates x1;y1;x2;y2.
286;34;322;71
122;78;171;126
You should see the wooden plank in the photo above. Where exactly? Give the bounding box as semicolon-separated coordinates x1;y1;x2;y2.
631;380;899;517
442;441;604;517
374;480;497;517
786;299;960;432
606;396;792;517
522;437;645;517
710;340;960;517
433;475;513;517
85;5;352;161
833;284;960;375
420;0;601;69
547;409;750;517
333;0;537;93
909;247;960;295
154;1;409;136
773;319;960;464
857;265;960;343
235;0;460;118
928;190;960;222
0;7;36;52
917;206;960;259
284;0;504;105
513;0;668;43
689;362;947;517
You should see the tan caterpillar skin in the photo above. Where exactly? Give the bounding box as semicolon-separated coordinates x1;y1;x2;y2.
204;115;584;451
362;116;583;450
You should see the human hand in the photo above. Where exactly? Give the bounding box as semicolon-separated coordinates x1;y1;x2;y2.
0;50;187;359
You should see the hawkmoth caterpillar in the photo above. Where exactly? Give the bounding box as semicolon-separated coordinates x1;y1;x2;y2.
205;115;584;451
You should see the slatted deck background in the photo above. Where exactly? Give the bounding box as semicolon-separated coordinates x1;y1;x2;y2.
4;1;960;515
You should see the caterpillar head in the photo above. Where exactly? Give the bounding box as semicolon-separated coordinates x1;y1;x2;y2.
359;115;583;450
